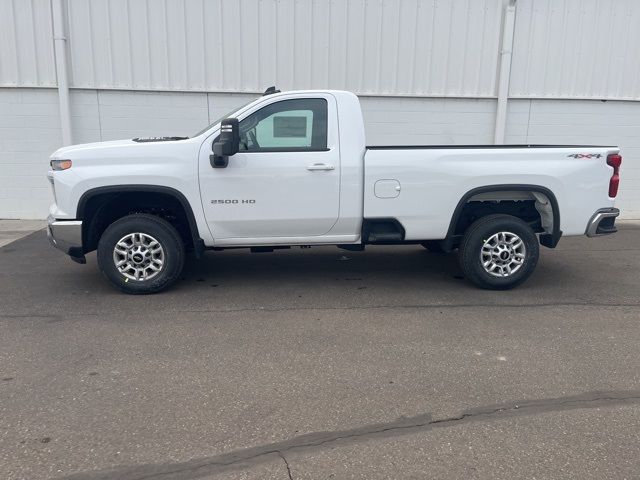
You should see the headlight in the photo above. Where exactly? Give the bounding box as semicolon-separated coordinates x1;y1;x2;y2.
50;159;72;171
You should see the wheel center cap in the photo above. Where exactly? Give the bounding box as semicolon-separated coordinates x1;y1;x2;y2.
500;251;510;260
133;253;144;262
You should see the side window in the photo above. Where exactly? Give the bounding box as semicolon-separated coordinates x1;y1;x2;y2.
239;98;328;152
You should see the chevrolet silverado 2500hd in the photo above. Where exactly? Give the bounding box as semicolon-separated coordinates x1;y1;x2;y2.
47;88;622;294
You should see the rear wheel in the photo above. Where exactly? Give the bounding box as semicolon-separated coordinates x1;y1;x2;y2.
97;214;185;294
458;214;539;290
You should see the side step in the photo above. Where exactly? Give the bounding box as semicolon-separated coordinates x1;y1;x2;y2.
250;246;291;253
367;232;403;243
362;218;406;244
337;244;365;251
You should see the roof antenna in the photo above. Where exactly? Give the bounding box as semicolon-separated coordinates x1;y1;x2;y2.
263;86;280;96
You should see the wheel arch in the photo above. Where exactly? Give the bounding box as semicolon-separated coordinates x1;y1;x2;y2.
77;185;204;256
444;184;562;251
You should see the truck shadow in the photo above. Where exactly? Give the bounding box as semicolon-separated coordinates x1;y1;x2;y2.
181;245;464;287
5;231;626;316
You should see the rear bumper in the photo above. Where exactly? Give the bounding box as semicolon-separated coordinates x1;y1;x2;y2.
47;215;86;264
585;208;619;237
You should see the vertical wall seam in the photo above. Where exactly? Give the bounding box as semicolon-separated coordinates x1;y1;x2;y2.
125;0;134;88
182;1;189;89
525;98;532;143
29;0;41;84
106;1;115;86
162;0;170;88
409;0;419;93
326;0;331;87
86;0;97;87
206;92;211;125
10;0;21;85
494;0;516;144
144;0;152;87
218;0;224;88
238;0;244;90
51;0;73;145
96;89;103;141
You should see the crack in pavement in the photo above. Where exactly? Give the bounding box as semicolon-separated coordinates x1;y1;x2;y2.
178;301;640;314
3;301;640;320
277;451;294;480
57;390;640;480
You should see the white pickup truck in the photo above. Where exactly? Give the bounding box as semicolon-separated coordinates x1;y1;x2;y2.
47;88;622;294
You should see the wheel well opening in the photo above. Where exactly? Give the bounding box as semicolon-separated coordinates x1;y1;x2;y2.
80;191;194;253
453;190;554;238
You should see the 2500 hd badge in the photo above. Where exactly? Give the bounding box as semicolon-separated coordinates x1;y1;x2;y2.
211;199;256;204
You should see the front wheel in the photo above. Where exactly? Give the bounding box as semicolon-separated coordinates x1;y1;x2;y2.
97;214;185;294
458;214;539;290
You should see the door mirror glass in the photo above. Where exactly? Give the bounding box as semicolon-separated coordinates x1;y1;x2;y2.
211;118;239;168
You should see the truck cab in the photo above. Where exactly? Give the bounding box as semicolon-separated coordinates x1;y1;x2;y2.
198;91;365;245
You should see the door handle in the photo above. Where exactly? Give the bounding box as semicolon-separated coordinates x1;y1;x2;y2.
306;163;335;171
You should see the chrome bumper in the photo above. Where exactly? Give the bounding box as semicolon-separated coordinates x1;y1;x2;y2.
586;208;619;237
47;215;86;264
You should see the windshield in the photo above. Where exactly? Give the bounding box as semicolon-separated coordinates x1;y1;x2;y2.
192;99;256;137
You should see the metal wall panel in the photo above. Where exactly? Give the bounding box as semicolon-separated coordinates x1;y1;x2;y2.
510;0;640;100
3;0;640;101
0;0;57;87
64;0;505;96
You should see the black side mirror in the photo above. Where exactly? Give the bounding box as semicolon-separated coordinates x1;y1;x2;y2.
211;118;240;168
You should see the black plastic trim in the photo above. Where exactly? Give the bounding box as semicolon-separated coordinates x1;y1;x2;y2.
239;147;331;153
76;185;205;257
362;218;406;244
443;184;562;251
68;246;87;264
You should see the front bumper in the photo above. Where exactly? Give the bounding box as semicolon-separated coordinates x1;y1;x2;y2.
586;208;620;237
47;215;86;264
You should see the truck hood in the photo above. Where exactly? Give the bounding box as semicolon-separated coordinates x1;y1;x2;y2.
50;137;191;160
50;139;137;160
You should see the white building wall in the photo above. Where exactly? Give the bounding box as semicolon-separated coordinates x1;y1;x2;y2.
2;87;639;220
0;89;61;218
510;0;640;100
0;0;56;88
1;0;640;220
522;99;640;216
4;0;640;100
40;0;506;97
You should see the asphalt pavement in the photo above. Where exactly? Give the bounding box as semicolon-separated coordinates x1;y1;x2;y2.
1;225;639;479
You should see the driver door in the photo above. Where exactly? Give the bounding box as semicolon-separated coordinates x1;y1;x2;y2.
198;94;340;243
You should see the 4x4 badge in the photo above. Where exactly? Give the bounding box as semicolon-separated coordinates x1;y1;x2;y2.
567;153;602;159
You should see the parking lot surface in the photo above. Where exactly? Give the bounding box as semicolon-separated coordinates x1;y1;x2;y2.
1;226;640;479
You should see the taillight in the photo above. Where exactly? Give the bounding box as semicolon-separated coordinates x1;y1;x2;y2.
607;154;622;198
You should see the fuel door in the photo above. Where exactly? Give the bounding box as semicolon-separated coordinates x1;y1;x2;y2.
374;179;401;199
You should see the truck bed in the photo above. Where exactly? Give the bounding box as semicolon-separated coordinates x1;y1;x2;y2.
363;144;619;240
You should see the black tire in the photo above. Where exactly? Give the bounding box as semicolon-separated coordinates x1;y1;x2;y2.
421;240;446;253
458;214;539;290
97;214;185;294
